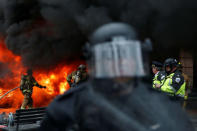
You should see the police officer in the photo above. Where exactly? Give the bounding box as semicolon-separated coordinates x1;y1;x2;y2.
67;64;88;88
20;69;46;109
160;58;186;99
40;23;194;131
152;61;166;89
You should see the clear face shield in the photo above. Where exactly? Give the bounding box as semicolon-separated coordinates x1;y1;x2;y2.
88;36;147;78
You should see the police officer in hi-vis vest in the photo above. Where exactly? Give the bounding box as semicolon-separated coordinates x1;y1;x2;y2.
152;61;166;89
160;58;186;99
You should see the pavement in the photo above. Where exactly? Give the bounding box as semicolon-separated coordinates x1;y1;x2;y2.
1;122;40;131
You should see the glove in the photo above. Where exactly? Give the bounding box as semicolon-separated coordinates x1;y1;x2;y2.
20;86;23;91
155;84;161;88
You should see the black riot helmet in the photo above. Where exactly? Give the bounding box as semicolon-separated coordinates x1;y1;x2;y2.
84;23;152;79
164;58;178;73
152;61;163;71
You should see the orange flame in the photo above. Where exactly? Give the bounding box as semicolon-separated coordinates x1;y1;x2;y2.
0;39;84;113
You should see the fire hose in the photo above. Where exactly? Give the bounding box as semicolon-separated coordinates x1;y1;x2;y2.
0;87;20;100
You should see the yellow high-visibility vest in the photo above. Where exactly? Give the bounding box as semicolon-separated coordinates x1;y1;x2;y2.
161;73;185;97
153;71;165;89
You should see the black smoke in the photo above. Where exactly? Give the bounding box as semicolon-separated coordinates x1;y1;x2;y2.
0;0;197;69
0;0;5;35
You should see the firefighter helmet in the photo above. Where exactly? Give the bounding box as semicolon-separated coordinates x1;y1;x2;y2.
27;69;33;75
77;64;86;71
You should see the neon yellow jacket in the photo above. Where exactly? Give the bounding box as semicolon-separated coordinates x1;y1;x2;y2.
161;71;185;98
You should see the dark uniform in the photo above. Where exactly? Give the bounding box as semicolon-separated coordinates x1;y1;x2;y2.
67;65;88;88
40;80;194;131
20;69;46;109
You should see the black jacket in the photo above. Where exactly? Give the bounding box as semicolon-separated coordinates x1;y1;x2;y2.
40;79;194;131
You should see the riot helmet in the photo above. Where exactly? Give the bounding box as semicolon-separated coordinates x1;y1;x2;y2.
152;61;162;70
164;58;178;74
84;23;151;79
152;61;162;74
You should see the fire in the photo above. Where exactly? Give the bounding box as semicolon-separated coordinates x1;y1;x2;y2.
0;39;84;113
34;65;72;96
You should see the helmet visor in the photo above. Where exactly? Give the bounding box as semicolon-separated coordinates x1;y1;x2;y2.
90;37;145;78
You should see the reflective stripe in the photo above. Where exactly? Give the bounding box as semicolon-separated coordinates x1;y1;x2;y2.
168;79;176;92
169;86;176;92
175;82;186;97
177;94;184;98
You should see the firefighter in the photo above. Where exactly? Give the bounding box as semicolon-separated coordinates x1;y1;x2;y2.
20;69;46;109
40;23;194;131
160;58;186;99
66;64;88;88
152;61;166;89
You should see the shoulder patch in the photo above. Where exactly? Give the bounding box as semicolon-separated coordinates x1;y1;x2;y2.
175;77;181;83
172;72;184;85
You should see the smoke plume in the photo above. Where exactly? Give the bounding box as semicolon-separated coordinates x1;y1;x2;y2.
0;0;196;68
